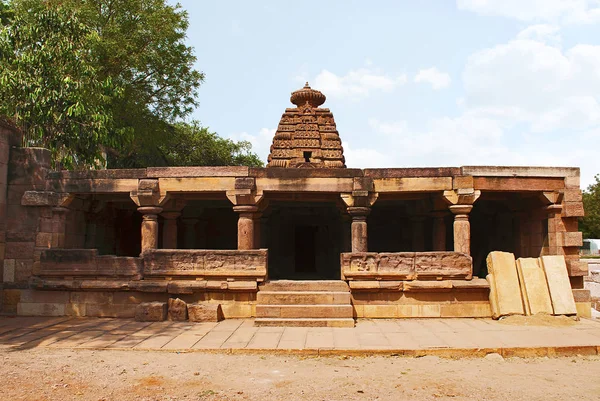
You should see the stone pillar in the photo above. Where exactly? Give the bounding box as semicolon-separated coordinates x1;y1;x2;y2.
234;206;258;250
449;205;473;255
348;206;370;253
161;211;180;249
138;206;162;253
432;213;447;251
181;218;198;249
51;207;69;248
411;217;425;252
545;204;563;256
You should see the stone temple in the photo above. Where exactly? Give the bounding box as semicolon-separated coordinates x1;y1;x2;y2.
0;84;590;326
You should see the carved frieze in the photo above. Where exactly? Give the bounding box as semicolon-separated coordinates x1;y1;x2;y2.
341;251;472;280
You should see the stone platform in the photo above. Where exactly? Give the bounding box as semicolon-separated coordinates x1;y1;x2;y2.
2;316;600;358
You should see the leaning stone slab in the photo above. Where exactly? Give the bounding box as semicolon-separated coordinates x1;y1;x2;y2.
187;303;224;322
486;251;524;319
540;255;577;315
168;298;188;321
135;302;167;322
516;258;553;315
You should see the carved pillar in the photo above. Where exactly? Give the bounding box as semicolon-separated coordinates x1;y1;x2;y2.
234;205;258;250
161;211;180;249
348;206;370;253
51;207;69;248
432;212;447;251
181;218;198;249
411;217;425;252
138;206;162;253
449;205;473;255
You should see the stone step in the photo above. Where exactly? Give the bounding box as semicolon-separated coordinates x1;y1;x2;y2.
259;280;350;292
256;291;351;305
256;304;354;319
254;318;355;328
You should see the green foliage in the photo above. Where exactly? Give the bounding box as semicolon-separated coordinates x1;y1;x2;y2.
0;0;262;168
108;121;263;168
0;0;121;168
581;174;600;239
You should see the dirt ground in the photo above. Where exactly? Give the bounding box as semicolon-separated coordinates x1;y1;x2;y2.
1;348;600;401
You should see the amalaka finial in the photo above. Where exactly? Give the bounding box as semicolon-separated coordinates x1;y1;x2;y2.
290;82;326;107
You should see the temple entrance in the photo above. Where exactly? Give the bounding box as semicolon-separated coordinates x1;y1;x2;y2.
262;199;348;280
294;225;317;274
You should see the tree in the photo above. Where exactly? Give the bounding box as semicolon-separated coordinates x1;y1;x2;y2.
0;0;263;168
581;174;600;239
0;0;121;167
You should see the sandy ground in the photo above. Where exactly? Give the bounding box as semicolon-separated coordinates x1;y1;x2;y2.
1;348;600;401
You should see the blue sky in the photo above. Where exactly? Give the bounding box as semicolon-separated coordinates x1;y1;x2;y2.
172;0;600;188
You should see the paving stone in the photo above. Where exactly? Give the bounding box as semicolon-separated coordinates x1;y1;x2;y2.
517;257;553;315
540;255;577;315
486;251;524;318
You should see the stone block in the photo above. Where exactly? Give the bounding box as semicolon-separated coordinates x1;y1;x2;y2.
65;303;86;317
5;241;34;259
70;291;113;304
135;302;167;322
15;259;33;282
559;232;583;247
168;298;188;321
19;289;70;304
439;303;492;318
540;255;577;315
572;289;591;303
362;304;398;318
516;258;553;315
576;302;592;318
2;289;21;306
566;260;588;277
35;232;53;248
562;202;584;217
220;303;253;318
3;258;15;282
563;189;582;202
187;303;224;322
486;251;524;318
86;303;136;318
17;302;65;316
403;280;453;292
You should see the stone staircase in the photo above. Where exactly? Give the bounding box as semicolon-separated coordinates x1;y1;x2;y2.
254;280;355;327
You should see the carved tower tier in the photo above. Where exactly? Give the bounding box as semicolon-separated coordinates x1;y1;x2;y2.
267;83;346;168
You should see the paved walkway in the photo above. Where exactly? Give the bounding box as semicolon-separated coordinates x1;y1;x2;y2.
2;316;600;357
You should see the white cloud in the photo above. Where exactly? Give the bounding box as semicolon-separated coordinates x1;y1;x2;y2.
463;36;600;132
313;68;407;99
414;67;452;89
343;141;393;168
227;128;275;165
457;0;600;24
516;24;561;43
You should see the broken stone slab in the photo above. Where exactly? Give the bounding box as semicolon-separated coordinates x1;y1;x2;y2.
540;255;577;315
168;298;188;321
516;258;553;316
486;251;524;319
135;302;167;322
187;303;224;322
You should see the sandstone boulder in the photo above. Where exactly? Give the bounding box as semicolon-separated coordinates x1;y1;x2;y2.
135;302;167;322
188;303;224;322
168;298;188;321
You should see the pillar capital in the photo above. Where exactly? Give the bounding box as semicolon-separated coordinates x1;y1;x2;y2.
545;204;563;215
233;205;259;214
347;206;371;218
137;206;162;216
161;211;181;220
449;204;473;216
443;189;481;206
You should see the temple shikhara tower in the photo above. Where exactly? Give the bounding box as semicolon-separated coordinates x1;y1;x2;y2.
0;83;591;327
267;83;345;168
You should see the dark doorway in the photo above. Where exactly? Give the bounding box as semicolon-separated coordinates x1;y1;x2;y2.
295;226;317;274
262;200;348;280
